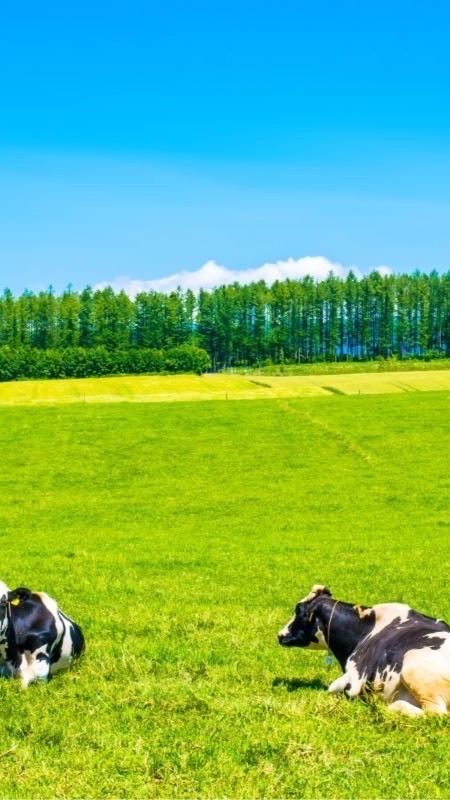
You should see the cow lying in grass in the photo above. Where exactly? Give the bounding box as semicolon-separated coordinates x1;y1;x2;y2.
0;580;84;687
278;584;450;716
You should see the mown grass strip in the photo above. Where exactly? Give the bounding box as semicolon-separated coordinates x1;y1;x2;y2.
0;369;450;405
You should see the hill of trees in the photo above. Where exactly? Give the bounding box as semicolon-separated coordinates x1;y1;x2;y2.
0;270;449;380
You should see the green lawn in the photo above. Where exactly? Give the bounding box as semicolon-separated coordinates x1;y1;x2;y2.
0;390;449;798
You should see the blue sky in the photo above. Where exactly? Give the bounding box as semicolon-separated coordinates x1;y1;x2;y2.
1;0;449;295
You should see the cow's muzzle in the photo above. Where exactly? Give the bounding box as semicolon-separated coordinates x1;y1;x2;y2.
278;631;296;646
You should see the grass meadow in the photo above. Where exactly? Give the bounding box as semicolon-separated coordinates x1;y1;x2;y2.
0;381;449;798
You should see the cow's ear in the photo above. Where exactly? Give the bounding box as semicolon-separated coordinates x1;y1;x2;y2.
311;584;332;597
8;587;32;604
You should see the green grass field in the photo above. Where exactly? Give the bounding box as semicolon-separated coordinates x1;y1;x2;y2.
0;382;449;798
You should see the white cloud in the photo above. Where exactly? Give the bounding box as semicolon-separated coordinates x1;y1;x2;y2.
374;265;393;278
94;256;392;297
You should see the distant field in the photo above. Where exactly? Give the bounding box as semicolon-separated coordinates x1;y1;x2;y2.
0;389;449;798
1;368;450;404
250;357;450;376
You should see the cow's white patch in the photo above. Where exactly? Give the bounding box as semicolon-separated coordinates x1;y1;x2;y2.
0;581;10;598
0;582;11;656
50;612;77;674
367;603;410;637
36;592;68;662
278;615;295;640
307;628;328;650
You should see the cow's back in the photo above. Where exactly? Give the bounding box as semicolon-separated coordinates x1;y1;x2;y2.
349;605;450;698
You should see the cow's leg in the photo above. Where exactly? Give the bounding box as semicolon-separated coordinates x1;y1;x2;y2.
345;682;365;698
329;669;364;698
387;699;424;717
328;674;350;694
386;688;424;716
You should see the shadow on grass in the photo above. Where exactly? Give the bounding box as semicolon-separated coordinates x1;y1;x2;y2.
272;676;328;692
322;385;346;395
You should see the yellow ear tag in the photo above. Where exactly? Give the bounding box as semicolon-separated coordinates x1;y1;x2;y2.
10;598;20;606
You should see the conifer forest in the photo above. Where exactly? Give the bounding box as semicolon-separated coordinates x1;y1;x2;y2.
0;270;449;379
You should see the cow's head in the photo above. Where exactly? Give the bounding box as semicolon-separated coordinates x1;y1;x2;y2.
278;584;332;649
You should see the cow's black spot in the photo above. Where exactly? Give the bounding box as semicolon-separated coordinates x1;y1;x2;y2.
36;652;49;662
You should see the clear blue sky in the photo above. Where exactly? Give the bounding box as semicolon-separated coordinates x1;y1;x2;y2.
1;0;449;295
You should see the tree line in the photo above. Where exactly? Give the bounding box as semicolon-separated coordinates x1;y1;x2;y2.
0;270;449;379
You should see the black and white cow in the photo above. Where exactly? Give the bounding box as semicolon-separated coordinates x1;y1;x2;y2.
278;584;450;716
0;580;84;687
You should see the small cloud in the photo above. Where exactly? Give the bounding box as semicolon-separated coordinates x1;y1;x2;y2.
374;265;393;277
94;256;391;297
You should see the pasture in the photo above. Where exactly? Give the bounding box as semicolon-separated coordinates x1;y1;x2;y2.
0;383;449;798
